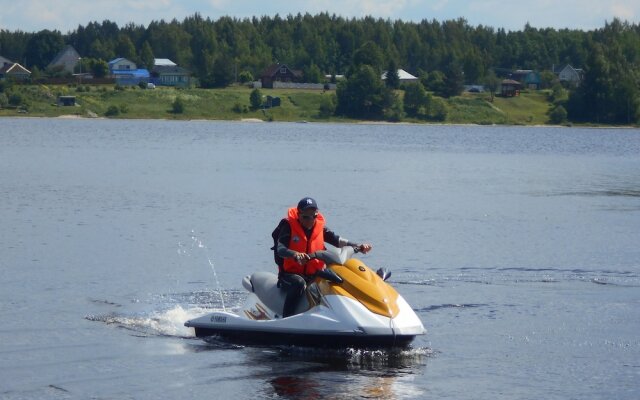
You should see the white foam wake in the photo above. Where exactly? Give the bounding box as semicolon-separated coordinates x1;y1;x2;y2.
87;305;216;338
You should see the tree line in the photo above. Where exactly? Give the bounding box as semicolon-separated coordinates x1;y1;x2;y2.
1;13;639;123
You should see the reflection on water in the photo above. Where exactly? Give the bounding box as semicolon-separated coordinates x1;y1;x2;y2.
269;345;433;369
247;345;431;399
270;375;322;399
269;374;407;399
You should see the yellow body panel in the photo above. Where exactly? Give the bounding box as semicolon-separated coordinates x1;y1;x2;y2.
317;258;400;318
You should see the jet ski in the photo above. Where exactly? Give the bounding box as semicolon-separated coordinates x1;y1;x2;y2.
184;247;426;348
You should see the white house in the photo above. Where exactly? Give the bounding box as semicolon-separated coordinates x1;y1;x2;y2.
108;57;137;74
0;62;31;81
554;64;583;87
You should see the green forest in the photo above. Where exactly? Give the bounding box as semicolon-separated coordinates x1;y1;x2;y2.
1;13;639;124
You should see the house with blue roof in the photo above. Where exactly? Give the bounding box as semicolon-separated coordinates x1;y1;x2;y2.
108;57;149;85
108;58;136;73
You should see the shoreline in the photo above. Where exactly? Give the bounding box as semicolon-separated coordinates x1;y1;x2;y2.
2;85;638;128
1;114;637;129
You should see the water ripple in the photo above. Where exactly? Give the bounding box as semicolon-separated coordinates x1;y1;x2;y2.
416;303;488;312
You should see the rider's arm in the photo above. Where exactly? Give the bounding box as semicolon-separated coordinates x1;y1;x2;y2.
325;227;371;253
324;227;358;248
276;222;298;258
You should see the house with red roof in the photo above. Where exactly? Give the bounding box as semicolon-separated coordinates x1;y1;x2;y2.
260;63;303;89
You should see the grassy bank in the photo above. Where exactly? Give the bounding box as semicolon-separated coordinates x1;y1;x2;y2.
1;83;556;125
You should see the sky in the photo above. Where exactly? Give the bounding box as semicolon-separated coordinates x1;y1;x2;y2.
0;0;638;33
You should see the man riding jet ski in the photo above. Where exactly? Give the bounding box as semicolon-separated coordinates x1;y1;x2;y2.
273;197;372;318
184;198;425;348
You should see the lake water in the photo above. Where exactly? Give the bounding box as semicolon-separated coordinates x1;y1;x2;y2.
1;118;639;399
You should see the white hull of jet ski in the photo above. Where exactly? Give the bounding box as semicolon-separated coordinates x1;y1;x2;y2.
185;248;426;348
185;293;424;347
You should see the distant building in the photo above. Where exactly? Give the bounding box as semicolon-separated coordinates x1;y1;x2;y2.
510;70;541;89
0;62;31;81
143;58;191;87
154;58;177;67
553;64;583;87
47;45;80;73
114;69;150;86
151;66;191;87
108;57;149;85
57;95;76;106
465;85;485;93
325;74;345;81
381;69;419;84
0;55;12;67
108;58;137;74
500;79;521;97
260;63;302;89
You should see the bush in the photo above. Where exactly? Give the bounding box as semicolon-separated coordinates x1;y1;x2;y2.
384;96;404;122
427;97;448;121
403;83;429;116
172;97;185;114
249;88;262;110
232;102;249;113
105;105;120;117
0;93;8;107
549;83;568;103
318;94;336;118
238;71;253;84
8;93;23;106
549;105;568;124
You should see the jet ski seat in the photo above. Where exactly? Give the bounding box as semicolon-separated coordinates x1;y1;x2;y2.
242;271;310;317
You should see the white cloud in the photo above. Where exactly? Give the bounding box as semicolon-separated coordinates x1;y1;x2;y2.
128;0;173;11
358;0;410;17
611;1;636;20
431;0;451;12
207;0;231;9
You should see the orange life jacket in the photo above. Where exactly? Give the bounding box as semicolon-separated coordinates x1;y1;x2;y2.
282;207;326;276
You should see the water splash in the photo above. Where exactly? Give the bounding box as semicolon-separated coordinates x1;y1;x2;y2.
86;289;247;339
344;346;433;368
86;305;206;338
178;230;227;311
